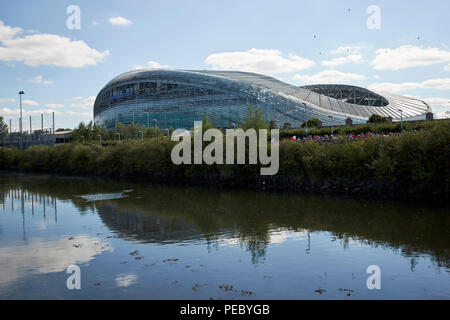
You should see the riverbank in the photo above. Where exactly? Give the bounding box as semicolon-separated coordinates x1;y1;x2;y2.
0;121;448;204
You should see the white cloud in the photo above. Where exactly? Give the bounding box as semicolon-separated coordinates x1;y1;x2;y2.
28;75;54;85
330;46;363;55
0;107;91;117
0;98;39;108
0;20;21;41
0;20;109;68
445;64;450;71
115;274;138;287
70;96;96;109
0;98;15;104
44;103;64;109
368;78;450;93
147;61;169;68
92;21;100;26
22;99;39;107
322;54;364;68
371;45;450;71
204;48;315;75
109;16;132;26
134;61;170;70
421;97;450;107
0;236;110;287
374;75;381;79
294;70;365;84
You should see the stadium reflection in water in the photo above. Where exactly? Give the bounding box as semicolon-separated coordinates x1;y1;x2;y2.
0;173;448;299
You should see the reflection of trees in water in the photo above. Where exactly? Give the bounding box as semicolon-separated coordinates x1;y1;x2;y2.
240;233;269;264
0;173;449;268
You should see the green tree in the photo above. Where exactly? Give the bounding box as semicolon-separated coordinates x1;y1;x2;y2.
117;122;126;139
202;116;214;132
301;118;320;128
240;106;269;130
368;114;387;124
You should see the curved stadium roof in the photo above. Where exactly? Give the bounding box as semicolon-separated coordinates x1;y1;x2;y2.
94;69;430;128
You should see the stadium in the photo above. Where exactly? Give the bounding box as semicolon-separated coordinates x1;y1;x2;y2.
93;69;430;130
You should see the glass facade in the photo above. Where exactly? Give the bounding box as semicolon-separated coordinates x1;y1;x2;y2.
93;69;430;130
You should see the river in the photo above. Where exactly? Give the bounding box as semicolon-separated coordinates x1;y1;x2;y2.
0;173;448;299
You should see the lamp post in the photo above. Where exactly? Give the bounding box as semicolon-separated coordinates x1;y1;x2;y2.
398;109;403;132
138;130;143;141
153;119;157;140
18;91;24;134
81;136;85;144
18;91;24;148
116;132;120;141
98;134;102;145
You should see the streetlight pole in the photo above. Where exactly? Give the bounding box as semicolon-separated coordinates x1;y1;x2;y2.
98;134;102;145
18;91;24;133
18;91;24;148
399;109;403;132
116;133;120;141
138;130;143;141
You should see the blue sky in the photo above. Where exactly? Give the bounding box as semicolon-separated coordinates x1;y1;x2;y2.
1;0;449;130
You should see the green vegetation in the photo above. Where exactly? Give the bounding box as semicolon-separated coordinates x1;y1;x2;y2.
301;118;320;128
240;106;269;130
368;114;388;124
0;120;448;203
72;120;164;144
279;119;448;139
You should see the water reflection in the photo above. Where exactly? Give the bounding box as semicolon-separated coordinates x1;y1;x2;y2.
1;173;449;267
0;173;449;299
0;235;111;287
